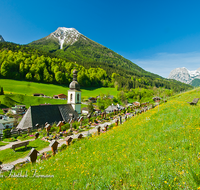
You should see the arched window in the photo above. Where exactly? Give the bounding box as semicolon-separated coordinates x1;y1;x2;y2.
70;94;73;101
77;94;79;102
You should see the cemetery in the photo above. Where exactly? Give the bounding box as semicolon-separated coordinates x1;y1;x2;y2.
0;100;153;166
1;69;192;189
0;87;199;189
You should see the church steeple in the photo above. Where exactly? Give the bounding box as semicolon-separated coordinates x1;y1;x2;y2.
69;69;80;91
68;69;81;115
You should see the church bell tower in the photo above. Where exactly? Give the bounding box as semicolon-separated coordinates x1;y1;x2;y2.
68;69;81;115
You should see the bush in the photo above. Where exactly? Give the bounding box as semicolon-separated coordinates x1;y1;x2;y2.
49;126;57;133
3;128;11;138
72;122;78;129
61;123;70;131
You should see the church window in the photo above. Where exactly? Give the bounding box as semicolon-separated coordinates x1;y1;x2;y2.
70;94;73;101
77;94;79;102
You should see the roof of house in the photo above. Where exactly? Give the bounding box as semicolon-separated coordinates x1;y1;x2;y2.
0;117;15;124
0;123;5;130
58;94;66;96
17;104;79;130
105;105;118;112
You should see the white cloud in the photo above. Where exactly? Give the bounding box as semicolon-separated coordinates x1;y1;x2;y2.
131;52;200;78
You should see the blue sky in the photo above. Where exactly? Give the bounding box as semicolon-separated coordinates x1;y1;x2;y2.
1;0;200;78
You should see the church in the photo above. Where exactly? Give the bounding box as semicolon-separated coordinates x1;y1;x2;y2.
16;69;81;129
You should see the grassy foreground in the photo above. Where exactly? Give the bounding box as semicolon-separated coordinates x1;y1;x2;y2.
1;89;200;189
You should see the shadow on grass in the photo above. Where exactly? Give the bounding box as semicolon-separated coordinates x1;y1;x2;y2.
14;146;37;152
81;87;107;91
190;169;200;186
0;104;9;108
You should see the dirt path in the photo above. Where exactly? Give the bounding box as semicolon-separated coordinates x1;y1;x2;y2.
0;138;35;151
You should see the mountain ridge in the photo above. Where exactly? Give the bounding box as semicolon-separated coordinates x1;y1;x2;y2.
168;67;200;86
0;31;192;91
28;27;149;75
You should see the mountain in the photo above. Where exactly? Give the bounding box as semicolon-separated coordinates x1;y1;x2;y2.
28;27;152;75
0;35;5;42
0;41;192;92
168;67;200;85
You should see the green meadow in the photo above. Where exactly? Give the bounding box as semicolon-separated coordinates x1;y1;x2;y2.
0;94;66;108
0;79;118;113
1;88;200;189
0;79;118;97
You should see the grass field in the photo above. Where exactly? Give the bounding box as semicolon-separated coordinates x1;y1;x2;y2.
0;79;118;111
0;139;49;164
1;88;200;189
0;79;118;97
0;94;66;108
0;142;8;147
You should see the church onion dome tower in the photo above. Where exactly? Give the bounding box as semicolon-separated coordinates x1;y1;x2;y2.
68;69;81;115
69;69;80;91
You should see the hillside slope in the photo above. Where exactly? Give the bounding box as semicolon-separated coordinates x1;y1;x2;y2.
0;42;192;91
1;88;200;189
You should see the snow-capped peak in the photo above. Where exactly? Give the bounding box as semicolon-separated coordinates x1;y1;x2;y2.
168;67;200;84
49;27;81;49
188;69;200;78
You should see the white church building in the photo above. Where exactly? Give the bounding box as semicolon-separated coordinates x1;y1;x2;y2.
17;69;81;129
68;69;81;115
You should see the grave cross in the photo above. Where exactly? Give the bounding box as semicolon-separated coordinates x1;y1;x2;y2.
65;136;73;146
28;148;39;164
49;140;59;156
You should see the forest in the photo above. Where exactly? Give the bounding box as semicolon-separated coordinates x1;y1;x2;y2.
0;42;192;92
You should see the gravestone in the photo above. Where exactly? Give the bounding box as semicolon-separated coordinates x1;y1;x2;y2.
104;124;108;131
28;127;32;133
87;113;91;122
35;132;39;139
35;123;39;129
49;140;59;156
69;113;74;130
78;116;84;128
125;115;127;121
119;115;122;124
103;111;106;119
57;121;64;132
77;133;83;139
17;129;21;135
97;126;101;135
28;148;39;164
45;124;51;136
114;118;118;126
65;136;73;146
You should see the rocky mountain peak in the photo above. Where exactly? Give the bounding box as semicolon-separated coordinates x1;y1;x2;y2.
47;27;82;49
0;35;5;42
168;67;200;84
